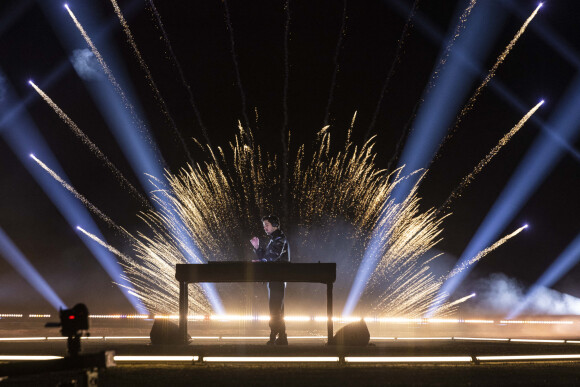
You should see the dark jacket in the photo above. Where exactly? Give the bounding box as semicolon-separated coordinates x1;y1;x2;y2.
254;229;290;262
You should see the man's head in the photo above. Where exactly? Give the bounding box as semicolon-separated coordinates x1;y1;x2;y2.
261;215;280;235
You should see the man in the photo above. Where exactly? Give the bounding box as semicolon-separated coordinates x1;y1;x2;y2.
250;215;290;345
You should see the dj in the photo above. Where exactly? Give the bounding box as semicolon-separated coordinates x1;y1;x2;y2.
250;215;290;345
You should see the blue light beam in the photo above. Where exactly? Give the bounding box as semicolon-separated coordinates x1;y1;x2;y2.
0;227;66;310
38;1;224;313
344;0;506;316
0;69;146;314
507;232;580;319
430;73;580;316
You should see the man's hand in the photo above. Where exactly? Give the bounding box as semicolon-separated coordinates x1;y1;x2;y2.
250;237;260;249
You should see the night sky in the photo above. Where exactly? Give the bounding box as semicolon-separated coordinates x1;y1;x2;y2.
0;0;578;314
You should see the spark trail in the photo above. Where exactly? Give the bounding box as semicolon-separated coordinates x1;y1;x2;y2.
281;0;291;220
438;100;544;213
365;0;420;140
448;292;476;307
77;226;133;262
223;0;251;130
434;292;476;314
446;225;528;279
428;0;477;91
64;4;156;147
108;0;194;164
128;126;455;317
28;81;150;208
385;0;475;172
77;225;211;314
438;3;543;149
322;0;347;127
30;154;134;240
146;0;211;146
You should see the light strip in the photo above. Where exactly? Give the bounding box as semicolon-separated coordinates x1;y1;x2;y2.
4;354;580;363
220;336;268;340
114;356;198;362
104;336;149;340
0;355;63;360
1;313;576;325
477;354;580;361
454;337;510;342
288;336;327;339
396;337;453;340
345;356;472;363
500;320;573;325
203;357;339;362
2;336;580;343
0;337;47;341
190;336;221;340
510;339;566;343
200;336;326;340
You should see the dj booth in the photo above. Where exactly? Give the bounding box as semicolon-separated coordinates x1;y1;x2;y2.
175;262;337;344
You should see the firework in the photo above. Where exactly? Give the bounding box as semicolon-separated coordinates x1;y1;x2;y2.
322;0;348;127
447;225;529;279
366;0;420;140
30;154;132;239
439;100;544;213
146;0;211;146
28;81;149;208
65;4;153;145
428;0;478;90
439;3;543;148
50;2;531;319
77;226;133;262
223;0;251;129
108;0;194;164
123;124;455;317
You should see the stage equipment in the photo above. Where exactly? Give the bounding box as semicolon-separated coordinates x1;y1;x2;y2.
46;303;89;357
0;303;115;385
150;319;190;345
330;319;370;346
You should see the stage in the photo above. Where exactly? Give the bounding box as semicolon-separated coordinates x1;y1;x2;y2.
2;316;580;385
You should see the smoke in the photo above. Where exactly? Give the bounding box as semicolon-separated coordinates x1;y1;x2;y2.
470;273;580;315
0;73;6;101
70;48;103;81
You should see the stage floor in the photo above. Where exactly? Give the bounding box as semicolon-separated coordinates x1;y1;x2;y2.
2;317;580;385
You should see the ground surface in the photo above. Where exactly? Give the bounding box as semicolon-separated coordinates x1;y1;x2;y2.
2;319;580;385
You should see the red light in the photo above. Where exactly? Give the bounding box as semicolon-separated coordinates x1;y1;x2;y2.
69;315;75;320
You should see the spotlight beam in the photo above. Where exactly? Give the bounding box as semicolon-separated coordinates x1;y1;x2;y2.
28;81;150;209
438;100;545;213
345;0;505;316
508;232;580;319
0;227;66;310
431;74;580;314
50;3;225;314
0;69;146;313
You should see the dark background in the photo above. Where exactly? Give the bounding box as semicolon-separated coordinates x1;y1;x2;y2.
0;0;578;314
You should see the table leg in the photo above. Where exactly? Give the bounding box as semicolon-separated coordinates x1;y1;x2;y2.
179;281;188;344
327;283;333;343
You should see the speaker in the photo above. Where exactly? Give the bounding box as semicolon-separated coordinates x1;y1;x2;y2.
150;319;189;345
331;319;370;346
